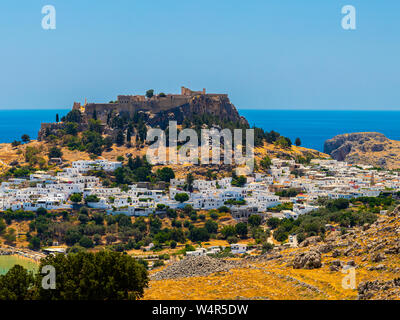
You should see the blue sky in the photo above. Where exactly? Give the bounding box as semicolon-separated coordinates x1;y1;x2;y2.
0;0;399;110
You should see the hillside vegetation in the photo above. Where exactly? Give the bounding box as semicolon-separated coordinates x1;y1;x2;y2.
145;205;400;300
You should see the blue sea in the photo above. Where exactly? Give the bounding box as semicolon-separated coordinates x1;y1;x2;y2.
240;110;400;152
1;109;400;152
0;109;68;144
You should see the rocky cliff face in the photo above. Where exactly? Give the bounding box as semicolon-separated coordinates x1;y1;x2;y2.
147;94;248;129
324;132;400;169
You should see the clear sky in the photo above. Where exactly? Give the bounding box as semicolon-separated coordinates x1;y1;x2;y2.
0;0;399;110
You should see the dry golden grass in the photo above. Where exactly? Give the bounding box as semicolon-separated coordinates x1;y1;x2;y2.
143;255;399;300
144;213;400;300
144;264;345;300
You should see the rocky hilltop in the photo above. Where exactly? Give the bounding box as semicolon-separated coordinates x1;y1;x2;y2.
0;85;329;174
38;86;248;140
31;86;330;169
324;132;400;169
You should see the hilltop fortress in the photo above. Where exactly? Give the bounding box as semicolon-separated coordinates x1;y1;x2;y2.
38;87;248;140
73;86;244;125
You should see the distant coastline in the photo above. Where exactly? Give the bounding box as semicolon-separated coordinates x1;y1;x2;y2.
240;109;400;151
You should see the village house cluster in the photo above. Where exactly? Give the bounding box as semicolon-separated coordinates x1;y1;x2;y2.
0;158;397;221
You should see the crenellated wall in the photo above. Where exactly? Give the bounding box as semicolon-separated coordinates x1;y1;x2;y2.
81;87;232;124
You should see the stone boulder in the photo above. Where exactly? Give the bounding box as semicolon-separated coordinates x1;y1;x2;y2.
293;250;322;269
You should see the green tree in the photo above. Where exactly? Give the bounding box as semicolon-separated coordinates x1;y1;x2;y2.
189;227;210;242
204;220;218;234
327;198;350;211
135;166;151;182
221;225;236;239
36;207;47;216
248;214;262;227
174;193;189;203
21;134;30;143
65;230;82;246
78;214;89;224
210;212;219;220
79;236;94;248
65;122;78;136
235;222;248;238
103;136;113;150
186;173;194;192
262;242;274;253
260;155;272;170
70;193;82;203
91;212;104;225
145;89;154;99
56;114;59;123
85;194;100;203
0;218;6;234
4;228;16;245
156;167;175;182
183;204;194;215
48;147;63;158
88;119;103;134
82;130;104;155
170;240;177;249
35;251;148;300
0;265;34;300
28;236;41;250
275;136;292;149
116;130;125;146
218;206;230;213
63;109;82;123
227;236;238;244
273;226;289;242
295;137;301;146
267;217;280;230
231;175;246;187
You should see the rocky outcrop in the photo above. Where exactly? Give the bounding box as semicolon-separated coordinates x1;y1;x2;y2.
358;279;400;300
324;132;400;169
38;89;249;140
38;123;65;141
85;90;247;130
293;250;322;269
151;255;241;280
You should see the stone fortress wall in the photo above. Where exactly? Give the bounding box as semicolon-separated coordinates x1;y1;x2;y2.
39;87;246;140
74;87;229;122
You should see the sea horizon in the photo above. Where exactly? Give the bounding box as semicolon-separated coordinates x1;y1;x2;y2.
2;108;400;152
